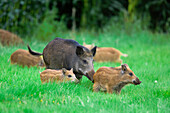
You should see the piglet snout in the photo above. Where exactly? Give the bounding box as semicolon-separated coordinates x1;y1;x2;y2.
133;78;141;85
73;78;80;84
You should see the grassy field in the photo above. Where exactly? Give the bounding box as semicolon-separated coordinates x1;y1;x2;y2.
0;30;169;113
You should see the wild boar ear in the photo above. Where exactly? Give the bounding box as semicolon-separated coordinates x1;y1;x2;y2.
70;68;73;72
76;46;85;56
121;64;127;72
62;68;67;75
91;46;97;56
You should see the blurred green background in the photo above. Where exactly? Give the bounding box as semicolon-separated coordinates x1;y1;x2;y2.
0;0;169;39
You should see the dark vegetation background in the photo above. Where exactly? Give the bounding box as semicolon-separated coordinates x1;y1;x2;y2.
0;0;169;38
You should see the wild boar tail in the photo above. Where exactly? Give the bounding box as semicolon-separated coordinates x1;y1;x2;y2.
27;45;42;56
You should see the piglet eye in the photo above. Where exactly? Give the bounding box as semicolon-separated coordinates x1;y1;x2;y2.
129;72;133;76
83;60;88;64
68;75;72;77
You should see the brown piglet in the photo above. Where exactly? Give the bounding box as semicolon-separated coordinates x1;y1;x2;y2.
40;68;79;83
10;49;45;68
93;64;141;94
0;29;24;46
83;43;128;63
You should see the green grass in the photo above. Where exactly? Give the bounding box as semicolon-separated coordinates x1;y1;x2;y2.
0;30;169;113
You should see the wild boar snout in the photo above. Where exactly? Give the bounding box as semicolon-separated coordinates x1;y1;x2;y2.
86;69;95;81
78;67;95;81
132;78;141;85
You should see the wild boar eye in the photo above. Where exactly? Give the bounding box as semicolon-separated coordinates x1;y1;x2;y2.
129;72;133;76
68;75;72;77
83;60;88;64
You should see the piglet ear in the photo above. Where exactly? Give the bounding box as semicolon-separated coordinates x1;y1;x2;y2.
121;64;127;72
91;46;97;56
62;68;67;75
76;46;85;56
83;42;86;46
70;68;73;72
92;43;95;47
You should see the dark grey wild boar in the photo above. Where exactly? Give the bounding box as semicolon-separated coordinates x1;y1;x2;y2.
28;38;97;81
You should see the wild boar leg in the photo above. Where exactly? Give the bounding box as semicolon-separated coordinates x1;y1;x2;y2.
106;85;113;94
93;83;100;92
116;59;122;64
115;89;121;95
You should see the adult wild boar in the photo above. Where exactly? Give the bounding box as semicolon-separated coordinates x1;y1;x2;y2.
28;38;97;81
